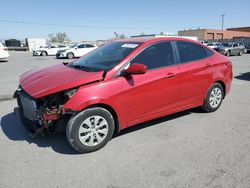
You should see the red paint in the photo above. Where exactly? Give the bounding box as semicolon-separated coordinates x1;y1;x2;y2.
19;37;232;131
20;64;104;98
125;63;147;74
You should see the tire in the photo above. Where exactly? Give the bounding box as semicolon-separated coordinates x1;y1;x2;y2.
66;107;115;153
226;51;230;57
67;52;74;59
41;51;47;56
238;50;243;56
201;83;224;112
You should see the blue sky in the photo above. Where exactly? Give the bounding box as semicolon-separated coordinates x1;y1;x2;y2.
0;0;250;41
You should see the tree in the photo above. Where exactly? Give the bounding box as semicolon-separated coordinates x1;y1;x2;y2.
48;32;70;43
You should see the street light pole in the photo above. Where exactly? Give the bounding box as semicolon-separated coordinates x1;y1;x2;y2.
221;14;225;30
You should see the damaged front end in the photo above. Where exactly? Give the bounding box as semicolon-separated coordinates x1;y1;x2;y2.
13;87;77;136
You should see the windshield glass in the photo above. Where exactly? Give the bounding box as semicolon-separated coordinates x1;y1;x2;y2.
70;42;141;71
69;44;77;48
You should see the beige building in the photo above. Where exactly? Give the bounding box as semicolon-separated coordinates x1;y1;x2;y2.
178;27;250;41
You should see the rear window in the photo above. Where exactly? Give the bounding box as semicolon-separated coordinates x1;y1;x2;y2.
204;47;214;57
177;41;209;63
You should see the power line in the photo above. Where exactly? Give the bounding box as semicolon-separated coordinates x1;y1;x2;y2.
0;19;139;30
0;19;187;31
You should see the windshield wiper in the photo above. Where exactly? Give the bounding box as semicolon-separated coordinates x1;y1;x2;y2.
70;64;93;72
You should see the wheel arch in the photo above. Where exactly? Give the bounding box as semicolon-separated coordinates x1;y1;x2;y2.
214;80;226;98
67;52;74;58
83;103;121;135
41;50;48;56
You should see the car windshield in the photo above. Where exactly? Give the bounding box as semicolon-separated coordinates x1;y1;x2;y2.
70;42;141;71
69;44;77;48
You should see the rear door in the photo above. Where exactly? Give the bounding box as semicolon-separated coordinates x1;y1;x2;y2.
75;44;86;57
233;43;240;55
175;41;215;107
120;41;180;125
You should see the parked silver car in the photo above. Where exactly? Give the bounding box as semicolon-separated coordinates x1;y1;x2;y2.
218;43;244;56
238;43;247;53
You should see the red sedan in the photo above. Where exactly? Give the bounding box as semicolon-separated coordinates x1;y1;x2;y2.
14;37;232;153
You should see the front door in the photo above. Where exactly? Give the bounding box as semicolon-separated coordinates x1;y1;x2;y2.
120;41;180;125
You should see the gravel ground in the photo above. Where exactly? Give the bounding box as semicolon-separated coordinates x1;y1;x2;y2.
0;52;250;188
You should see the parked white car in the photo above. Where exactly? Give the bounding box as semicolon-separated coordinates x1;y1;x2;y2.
33;45;68;56
56;43;97;59
0;42;9;59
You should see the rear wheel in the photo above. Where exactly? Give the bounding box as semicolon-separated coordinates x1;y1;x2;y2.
202;83;224;112
66;107;115;153
238;50;243;56
67;52;74;59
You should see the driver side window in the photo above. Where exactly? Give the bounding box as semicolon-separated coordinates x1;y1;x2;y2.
131;42;174;70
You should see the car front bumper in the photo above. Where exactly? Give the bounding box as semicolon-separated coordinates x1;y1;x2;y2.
13;89;42;135
33;51;42;56
218;50;227;55
56;52;67;58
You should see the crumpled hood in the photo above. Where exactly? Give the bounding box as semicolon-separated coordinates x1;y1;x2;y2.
20;63;104;98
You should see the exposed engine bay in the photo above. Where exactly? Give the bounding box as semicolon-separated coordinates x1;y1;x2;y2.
14;87;77;136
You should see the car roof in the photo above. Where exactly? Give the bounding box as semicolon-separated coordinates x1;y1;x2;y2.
116;36;198;44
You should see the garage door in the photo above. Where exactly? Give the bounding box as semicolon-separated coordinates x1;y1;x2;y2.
207;33;214;40
217;33;223;39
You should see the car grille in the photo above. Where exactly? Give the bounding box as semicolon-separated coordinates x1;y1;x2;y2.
19;92;37;120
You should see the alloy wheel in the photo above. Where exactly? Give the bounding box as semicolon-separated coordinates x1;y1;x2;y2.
78;115;109;146
209;87;222;109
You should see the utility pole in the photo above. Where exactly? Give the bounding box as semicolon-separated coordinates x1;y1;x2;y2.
221;14;225;30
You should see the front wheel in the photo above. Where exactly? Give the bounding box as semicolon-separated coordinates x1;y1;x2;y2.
226;51;230;57
41;51;47;56
201;83;224;112
67;52;74;59
66;107;115;153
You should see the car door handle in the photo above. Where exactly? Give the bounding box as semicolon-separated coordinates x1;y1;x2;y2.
165;73;177;78
206;63;212;68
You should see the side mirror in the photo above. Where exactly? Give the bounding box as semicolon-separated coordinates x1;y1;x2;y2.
125;63;147;75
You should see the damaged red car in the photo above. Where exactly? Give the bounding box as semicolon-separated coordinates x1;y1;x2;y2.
14;37;232;153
